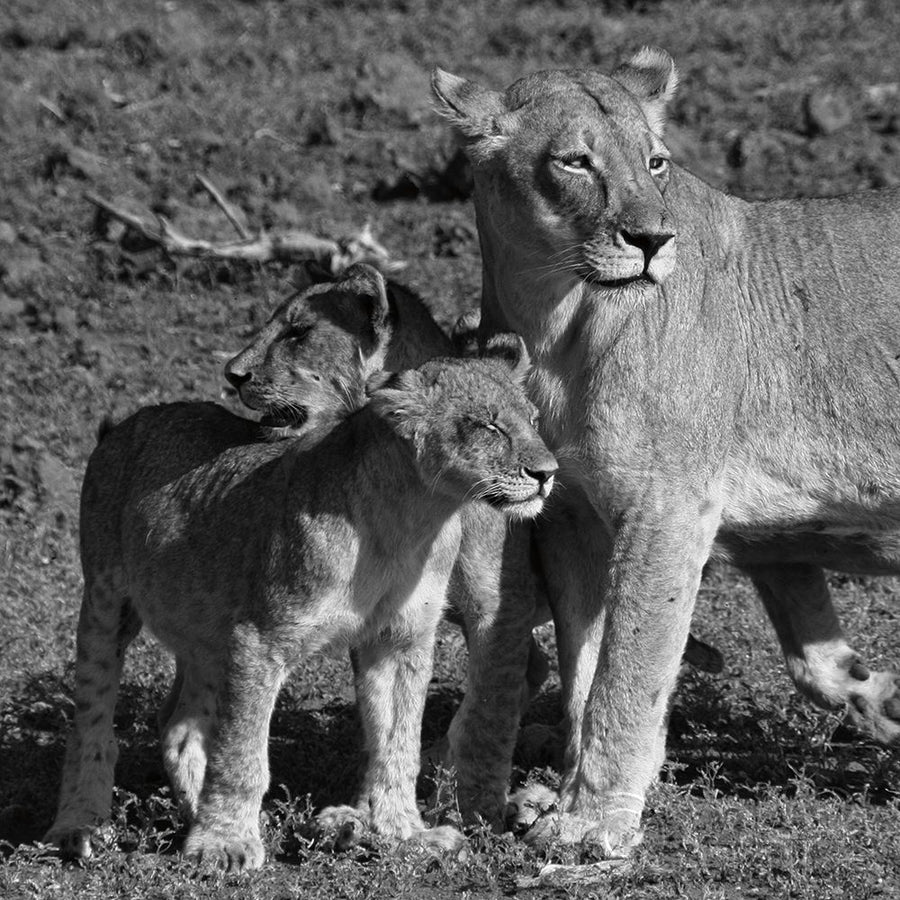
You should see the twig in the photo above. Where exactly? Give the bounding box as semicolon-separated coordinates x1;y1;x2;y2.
84;188;405;274
195;173;250;240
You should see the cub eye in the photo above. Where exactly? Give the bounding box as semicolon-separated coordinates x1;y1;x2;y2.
649;155;669;175
555;153;593;174
529;413;540;427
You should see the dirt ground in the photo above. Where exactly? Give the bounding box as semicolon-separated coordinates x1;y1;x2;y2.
2;1;900;898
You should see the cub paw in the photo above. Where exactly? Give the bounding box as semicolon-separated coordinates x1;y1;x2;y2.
505;783;558;835
846;670;900;746
184;827;265;872
316;805;368;851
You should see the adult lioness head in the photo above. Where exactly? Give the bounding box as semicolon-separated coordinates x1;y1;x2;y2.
432;47;678;287
224;263;391;429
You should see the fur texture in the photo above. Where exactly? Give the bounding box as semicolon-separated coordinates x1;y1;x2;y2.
433;47;900;856
44;341;557;870
224;265;724;830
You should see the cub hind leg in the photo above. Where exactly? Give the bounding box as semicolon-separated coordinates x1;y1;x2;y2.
45;578;141;858
159;658;219;821
748;563;900;745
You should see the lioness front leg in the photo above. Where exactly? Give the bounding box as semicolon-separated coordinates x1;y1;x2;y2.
529;498;719;857
748;564;900;745
184;625;285;872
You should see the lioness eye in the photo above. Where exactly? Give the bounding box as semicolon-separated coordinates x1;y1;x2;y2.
649;156;669;174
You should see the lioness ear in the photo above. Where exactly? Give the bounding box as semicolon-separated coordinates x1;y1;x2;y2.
431;67;508;141
481;332;531;385
612;46;678;136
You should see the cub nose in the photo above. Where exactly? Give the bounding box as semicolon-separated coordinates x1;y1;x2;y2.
620;228;675;264
224;362;252;389
522;459;559;498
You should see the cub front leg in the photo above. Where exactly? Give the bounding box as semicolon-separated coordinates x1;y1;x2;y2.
184;625;285;872
748;563;900;745
531;494;720;858
331;569;463;854
445;513;540;828
159;658;219;820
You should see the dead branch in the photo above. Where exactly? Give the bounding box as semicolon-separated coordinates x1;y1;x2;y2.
85;181;406;275
194;173;250;239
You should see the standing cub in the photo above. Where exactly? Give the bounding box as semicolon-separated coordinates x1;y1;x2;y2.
45;342;557;871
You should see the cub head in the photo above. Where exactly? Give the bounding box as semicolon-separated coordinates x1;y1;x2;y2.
432;48;678;288
224;264;391;432
369;335;558;519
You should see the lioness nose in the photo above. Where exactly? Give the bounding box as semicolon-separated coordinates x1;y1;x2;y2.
620;228;675;263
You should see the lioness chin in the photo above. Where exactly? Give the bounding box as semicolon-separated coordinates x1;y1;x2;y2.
45;295;557;870
433;47;900;857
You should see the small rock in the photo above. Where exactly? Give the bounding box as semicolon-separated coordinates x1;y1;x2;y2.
0;293;27;323
35;451;78;510
54;305;78;334
0;220;16;244
43;143;106;180
805;90;853;136
1;247;51;294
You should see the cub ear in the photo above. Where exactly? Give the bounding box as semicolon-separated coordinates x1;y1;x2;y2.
481;331;531;385
451;308;481;356
367;368;428;442
336;263;391;342
431;67;508;141
611;46;678;136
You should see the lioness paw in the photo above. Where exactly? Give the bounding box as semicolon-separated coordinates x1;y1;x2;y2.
846;671;900;745
316;805;368;851
522;809;642;860
505;783;558;835
404;824;467;856
45;824;97;860
184;828;265;872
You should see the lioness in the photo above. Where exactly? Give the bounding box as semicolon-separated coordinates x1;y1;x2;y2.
45;330;557;870
224;264;724;830
433;48;900;856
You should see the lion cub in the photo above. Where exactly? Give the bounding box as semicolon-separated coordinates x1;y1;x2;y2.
45;323;557;871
